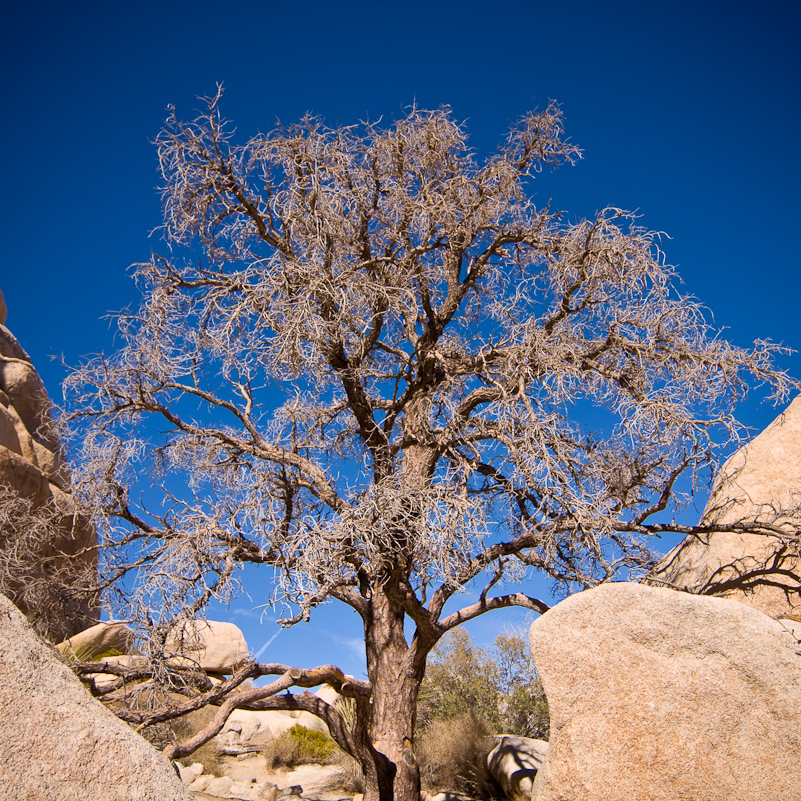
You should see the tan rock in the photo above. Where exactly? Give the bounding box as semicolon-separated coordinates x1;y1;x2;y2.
0;404;22;455
175;761;204;785
219;708;299;749
0;444;49;501
206;776;235;796
0;288;6;325
167;619;249;674
57;620;135;660
0;358;59;449
0;324;30;361
655;396;801;617
0;323;98;641
49;482;97;553
294;684;342;732
80;654;149;692
188;774;213;792
5;399;37;462
33;439;70;488
0;593;193;800
528;582;801;801
486;735;548;798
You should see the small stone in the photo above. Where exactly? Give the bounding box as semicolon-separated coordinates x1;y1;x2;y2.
205;775;234;795
174;761;203;785
188;774;212;792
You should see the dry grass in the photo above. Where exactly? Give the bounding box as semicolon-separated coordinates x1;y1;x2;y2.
417;713;498;799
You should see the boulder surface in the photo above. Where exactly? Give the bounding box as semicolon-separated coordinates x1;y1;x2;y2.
655;396;801;617
0;593;193;800
486;735;548;798
57;620;135;659
529;582;801;801
166;619;249;674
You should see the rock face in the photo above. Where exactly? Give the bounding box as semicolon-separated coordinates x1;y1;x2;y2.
166;619;249;674
0;592;193;800
57;620;135;659
486;735;548;798
0;316;97;641
528;582;801;801
655;396;801;618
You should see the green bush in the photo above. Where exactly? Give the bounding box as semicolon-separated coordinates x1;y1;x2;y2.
262;724;336;768
417;629;550;740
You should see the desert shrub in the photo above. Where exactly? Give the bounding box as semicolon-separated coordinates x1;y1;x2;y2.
176;739;224;776
92;647;124;660
418;629;550;739
417;713;496;798
262;724;336;769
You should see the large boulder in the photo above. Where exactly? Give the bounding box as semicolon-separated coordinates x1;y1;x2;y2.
0;592;193;800
528;582;801;801
166;619;249;674
0;319;98;641
655;396;801;618
57;620;135;660
486;735;548;798
218;684;342;750
218;708;299;748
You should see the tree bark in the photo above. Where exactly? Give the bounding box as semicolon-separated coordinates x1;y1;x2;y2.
362;588;424;801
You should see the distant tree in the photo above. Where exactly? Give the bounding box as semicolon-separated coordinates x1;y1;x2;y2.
418;628;548;739
418;628;505;732
65;89;798;801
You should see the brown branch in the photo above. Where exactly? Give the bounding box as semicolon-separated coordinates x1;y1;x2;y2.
439;593;550;632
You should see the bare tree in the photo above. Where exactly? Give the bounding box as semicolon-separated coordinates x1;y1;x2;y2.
65;89;798;801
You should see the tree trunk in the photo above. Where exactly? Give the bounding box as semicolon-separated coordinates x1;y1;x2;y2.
361;588;423;801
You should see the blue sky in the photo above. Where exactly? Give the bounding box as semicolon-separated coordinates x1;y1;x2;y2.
2;0;799;677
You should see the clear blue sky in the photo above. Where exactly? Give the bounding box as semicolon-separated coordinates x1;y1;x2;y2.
2;0;799;677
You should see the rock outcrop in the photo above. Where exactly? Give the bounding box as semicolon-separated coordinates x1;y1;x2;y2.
219;684;341;752
486;735;548;798
0;592;193;800
654;396;801;618
167;619;249;674
528;582;801;801
0;307;97;641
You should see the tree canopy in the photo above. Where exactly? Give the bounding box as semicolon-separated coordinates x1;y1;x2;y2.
65;90;797;801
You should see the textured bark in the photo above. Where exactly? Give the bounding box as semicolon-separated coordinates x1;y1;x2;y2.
363;590;424;801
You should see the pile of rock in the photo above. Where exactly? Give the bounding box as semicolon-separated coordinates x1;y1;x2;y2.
218;684;339;753
0;300;97;641
56;616;253;693
176;762;282;800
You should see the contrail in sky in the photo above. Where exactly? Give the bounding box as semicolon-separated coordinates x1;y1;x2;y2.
254;631;280;660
